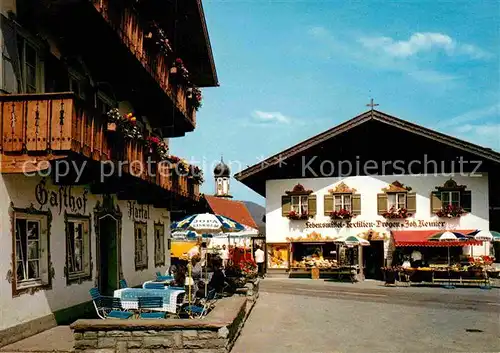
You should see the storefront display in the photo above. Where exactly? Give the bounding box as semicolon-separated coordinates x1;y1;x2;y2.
267;243;289;269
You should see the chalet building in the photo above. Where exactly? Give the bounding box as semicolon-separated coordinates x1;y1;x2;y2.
235;109;500;278
0;0;217;346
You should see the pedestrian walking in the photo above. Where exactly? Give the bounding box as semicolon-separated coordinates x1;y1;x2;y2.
254;246;265;278
221;244;229;268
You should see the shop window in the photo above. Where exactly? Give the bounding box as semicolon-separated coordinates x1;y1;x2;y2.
154;221;165;267
377;181;416;217
65;214;92;284
324;182;361;217
282;183;316;219
134;221;148;270
431;179;471;217
267;243;289;269
10;206;52;296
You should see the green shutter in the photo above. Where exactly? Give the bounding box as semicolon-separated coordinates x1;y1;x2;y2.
431;191;442;214
377;194;388;215
462;191;472;212
308;195;317;217
281;195;291;217
406;192;417;214
324;195;333;216
352;194;361;215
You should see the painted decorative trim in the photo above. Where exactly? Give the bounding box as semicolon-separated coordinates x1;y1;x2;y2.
64;212;92;286
94;195;123;292
286;231;336;242
154;220;165;267
285;183;313;196
435;178;466;191
358;229;390;241
9;202;53;297
382;180;412;193
134;220;149;271
329;182;356;194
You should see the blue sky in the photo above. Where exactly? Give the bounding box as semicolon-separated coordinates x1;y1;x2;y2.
173;0;500;205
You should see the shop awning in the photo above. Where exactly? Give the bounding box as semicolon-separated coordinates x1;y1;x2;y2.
393;230;482;247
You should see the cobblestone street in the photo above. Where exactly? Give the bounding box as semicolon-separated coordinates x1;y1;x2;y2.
232;279;500;353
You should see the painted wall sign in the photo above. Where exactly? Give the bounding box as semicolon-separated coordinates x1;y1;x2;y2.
305;219;447;229
128;201;150;220
35;178;88;215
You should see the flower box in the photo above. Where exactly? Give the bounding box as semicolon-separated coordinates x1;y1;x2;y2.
330;209;353;220
287;211;310;220
382;206;412;219
435;205;466;218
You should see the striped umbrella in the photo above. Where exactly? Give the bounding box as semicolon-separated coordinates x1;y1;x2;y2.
467;230;497;241
171;213;245;234
428;231;468;241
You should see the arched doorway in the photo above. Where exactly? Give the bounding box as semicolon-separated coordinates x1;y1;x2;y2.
94;195;122;296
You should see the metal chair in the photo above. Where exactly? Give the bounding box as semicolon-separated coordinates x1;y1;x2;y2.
89;288;133;320
119;279;128;289
138;297;165;319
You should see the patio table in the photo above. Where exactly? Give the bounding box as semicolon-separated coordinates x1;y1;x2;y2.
114;288;185;313
142;279;171;288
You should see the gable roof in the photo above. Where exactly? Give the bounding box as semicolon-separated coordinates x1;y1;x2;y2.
204;195;258;229
235;109;500;182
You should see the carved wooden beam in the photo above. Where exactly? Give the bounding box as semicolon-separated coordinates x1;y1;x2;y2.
0;154;68;173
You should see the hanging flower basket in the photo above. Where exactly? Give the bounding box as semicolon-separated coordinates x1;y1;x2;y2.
107;122;117;132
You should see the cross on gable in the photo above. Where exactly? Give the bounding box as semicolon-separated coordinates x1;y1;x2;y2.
366;98;379;110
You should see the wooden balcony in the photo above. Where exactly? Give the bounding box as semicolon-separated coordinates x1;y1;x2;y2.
23;0;200;137
0;92;200;201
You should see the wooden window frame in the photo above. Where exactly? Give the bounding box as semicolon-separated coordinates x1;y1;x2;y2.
325;182;361;216
387;192;407;210
377;181;416;216
334;194;352;212
431;179;471;214
291;195;309;214
64;213;92;285
134;221;148;271
154;221;165;267
17;35;44;94
9;204;53;297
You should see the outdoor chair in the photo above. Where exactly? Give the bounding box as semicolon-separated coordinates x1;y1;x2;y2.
183;288;217;319
138;297;165;319
89;288;133;320
144;282;165;289
156;272;174;281
119;279;128;288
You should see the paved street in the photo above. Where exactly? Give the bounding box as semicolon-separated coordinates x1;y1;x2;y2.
233;279;500;353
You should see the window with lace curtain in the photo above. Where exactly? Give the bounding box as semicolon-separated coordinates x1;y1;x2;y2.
65;214;91;284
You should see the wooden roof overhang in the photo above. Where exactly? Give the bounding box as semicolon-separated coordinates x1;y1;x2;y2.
235;110;500;197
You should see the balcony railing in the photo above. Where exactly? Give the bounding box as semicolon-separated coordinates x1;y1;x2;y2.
91;0;197;127
0;92;200;200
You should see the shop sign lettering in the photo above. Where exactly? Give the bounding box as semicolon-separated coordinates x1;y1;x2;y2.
35;179;88;215
305;219;447;229
128;201;150;220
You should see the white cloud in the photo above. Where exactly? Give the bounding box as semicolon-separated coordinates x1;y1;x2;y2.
358;32;490;59
407;70;458;83
436;103;500;128
252;110;291;124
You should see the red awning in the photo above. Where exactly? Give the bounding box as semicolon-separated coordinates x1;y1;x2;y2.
393;230;482;247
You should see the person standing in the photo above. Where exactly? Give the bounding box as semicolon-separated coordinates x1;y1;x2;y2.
254;246;265;278
221;244;229;268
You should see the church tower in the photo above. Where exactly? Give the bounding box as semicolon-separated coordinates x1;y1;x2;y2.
213;157;232;198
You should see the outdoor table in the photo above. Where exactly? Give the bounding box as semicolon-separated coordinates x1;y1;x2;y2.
114;288;185;313
142;279;171;288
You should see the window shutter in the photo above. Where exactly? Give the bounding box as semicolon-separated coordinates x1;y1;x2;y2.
406;192;417;214
308;195;317;217
352;194;361;215
462;191;472;212
324;195;333;216
431;191;442;214
281;196;291;217
377;194;388;215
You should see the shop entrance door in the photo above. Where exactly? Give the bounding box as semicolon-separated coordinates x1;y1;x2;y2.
98;216;118;296
364;240;384;280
